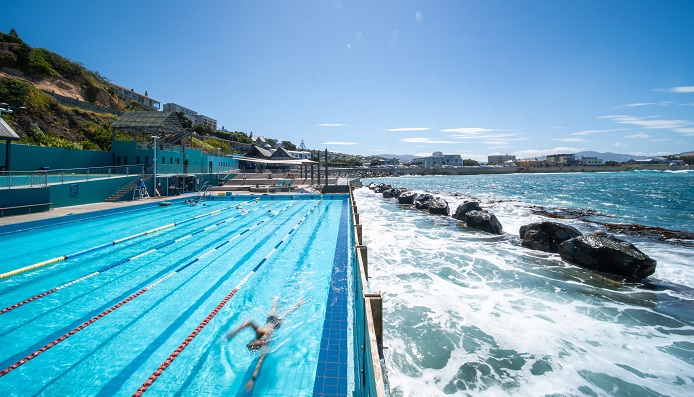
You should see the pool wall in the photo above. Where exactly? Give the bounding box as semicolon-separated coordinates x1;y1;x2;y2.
350;187;390;397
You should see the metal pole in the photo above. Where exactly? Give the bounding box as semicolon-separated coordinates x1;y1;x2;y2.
152;135;158;196
324;148;328;185
317;152;321;185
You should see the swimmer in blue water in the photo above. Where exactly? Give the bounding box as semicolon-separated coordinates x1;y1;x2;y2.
226;297;304;391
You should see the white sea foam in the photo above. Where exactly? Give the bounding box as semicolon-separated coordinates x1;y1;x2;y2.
354;181;694;397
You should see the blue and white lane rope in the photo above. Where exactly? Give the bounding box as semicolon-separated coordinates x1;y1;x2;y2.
0;200;306;378
133;200;323;396
0;201;272;315
0;199;257;280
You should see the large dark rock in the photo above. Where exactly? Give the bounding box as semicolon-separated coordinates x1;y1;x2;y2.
452;202;482;221
367;183;377;190
398;191;418;204
383;187;404;199
414;194;434;210
428;198;450;215
558;233;657;280
520;221;583;253
374;184;391;193
463;210;503;235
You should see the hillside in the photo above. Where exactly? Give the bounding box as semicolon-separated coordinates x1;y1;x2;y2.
0;30;138;151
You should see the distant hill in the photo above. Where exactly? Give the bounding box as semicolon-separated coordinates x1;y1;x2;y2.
574;151;652;162
377;154;416;162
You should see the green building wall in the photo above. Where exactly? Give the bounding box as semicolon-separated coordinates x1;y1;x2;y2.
0;142;112;171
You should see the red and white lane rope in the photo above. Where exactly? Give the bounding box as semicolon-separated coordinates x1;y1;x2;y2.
131;200;322;396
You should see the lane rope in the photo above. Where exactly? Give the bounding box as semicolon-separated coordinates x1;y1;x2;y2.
0;200;300;379
132;200;322;396
0;202;272;315
0;199;256;280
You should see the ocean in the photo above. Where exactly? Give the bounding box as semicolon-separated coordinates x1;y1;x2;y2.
355;170;694;397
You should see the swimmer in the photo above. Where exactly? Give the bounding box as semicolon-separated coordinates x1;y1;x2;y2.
226;297;304;391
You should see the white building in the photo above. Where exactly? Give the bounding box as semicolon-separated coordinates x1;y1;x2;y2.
163;103;217;130
411;151;463;168
488;154;516;164
577;157;603;166
109;83;160;111
287;150;312;159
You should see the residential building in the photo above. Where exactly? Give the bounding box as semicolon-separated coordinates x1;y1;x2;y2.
163;103;197;121
577;157;603;166
411;151;463;168
546;153;578;166
195;114;217;131
488;154;516;164
109;83;160;111
287;150;312;159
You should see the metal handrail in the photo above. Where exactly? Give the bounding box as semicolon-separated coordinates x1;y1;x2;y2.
0;165;144;189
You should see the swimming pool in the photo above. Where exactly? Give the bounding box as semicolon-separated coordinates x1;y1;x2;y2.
0;195;353;396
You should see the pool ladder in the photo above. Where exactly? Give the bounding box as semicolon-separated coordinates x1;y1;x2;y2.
187;182;211;205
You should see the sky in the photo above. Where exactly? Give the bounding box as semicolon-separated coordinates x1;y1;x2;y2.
3;0;694;161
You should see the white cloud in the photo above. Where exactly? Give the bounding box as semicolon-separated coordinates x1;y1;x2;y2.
441;127;495;134
556;137;590;142
401;137;457;144
571;128;626;136
674;128;694;136
624;133;650;139
671;86;694;93
317;123;346;127
600;115;691;129
321;141;357;145
616;102;673;108
382;127;430;132
371;149;388;152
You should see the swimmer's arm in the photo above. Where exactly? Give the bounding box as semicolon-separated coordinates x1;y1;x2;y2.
226;320;258;339
282;298;305;317
246;351;267;392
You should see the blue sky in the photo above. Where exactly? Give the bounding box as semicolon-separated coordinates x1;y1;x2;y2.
3;0;694;160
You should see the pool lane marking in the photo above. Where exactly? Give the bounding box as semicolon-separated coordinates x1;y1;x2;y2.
0;200;257;280
0;201;301;379
132;200;322;396
0;202;273;315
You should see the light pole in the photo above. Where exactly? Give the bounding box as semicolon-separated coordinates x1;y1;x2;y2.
216;147;221;183
151;135;158;196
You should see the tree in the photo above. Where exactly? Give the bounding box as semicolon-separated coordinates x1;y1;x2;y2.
174;111;193;129
266;138;278;147
463;159;479;166
9;29;19;38
193;123;213;135
604;160;619;167
281;140;297;150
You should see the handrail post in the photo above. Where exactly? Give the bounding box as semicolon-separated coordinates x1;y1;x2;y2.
356;245;368;278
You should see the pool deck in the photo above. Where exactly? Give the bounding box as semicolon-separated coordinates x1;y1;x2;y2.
0;177;350;227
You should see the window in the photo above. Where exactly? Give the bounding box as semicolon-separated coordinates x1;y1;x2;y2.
116;156;121;165
124;156;128;164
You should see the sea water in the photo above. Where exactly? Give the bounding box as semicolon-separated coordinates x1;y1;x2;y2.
356;170;694;397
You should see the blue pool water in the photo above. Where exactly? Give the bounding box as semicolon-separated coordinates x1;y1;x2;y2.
0;195;353;396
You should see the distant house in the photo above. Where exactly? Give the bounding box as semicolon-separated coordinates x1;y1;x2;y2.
546;153;578;166
287;150;312;159
488;154;516;164
163;103;217;130
383;158;400;166
577;156;603;166
109;83;160;111
411;151;462;168
627;157;668;165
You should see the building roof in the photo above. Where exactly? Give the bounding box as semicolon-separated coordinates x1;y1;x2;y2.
111;111;184;134
244;145;274;159
0;118;20;140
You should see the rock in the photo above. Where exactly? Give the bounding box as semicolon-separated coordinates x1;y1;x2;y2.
367;183;377;190
452;202;482;221
463;210;503;234
414;194;434;210
519;221;583;253
374;184;391;193
382;188;396;198
558;233;657;280
428;198;450;215
398;191;418;204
